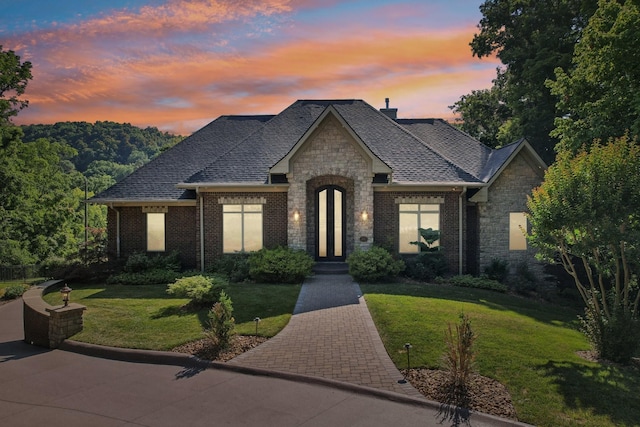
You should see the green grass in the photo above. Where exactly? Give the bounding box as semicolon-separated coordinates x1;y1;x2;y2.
361;282;640;427
42;282;301;350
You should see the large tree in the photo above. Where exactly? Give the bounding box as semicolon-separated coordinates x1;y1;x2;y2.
0;46;32;123
527;136;640;363
0;46;87;265
451;0;598;163
547;0;640;153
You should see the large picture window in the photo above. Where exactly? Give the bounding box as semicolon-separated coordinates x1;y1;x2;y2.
399;204;440;253
146;212;166;252
223;204;263;253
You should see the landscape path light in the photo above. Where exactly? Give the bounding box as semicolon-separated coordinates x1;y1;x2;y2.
404;342;412;371
254;317;261;335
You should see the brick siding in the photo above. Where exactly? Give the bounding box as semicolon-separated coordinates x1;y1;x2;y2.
107;206;197;269
197;192;288;270
374;191;462;273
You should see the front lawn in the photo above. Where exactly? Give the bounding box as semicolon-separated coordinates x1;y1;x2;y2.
361;282;640;427
42;282;301;350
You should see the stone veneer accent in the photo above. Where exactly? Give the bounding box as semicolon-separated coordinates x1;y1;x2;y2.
287;115;374;256
478;152;544;275
23;280;86;349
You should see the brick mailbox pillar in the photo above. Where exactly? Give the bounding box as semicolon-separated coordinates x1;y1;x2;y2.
45;304;86;349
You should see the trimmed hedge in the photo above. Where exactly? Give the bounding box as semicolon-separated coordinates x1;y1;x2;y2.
347;246;405;283
248;247;314;283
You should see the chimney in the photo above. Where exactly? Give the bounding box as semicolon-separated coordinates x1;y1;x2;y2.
380;97;398;119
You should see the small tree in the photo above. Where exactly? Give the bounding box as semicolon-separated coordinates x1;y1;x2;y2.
205;290;235;350
527;136;640;363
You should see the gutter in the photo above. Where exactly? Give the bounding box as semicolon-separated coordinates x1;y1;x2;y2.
108;204;121;259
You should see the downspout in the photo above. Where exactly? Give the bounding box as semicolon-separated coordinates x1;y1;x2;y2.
199;191;205;273
109;204;121;259
459;186;467;276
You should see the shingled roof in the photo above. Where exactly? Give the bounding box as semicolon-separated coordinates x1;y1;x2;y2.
92;99;537;203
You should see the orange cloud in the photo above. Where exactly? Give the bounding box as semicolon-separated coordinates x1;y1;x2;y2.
10;1;499;134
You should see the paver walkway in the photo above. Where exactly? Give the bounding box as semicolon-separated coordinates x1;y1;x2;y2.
229;274;423;398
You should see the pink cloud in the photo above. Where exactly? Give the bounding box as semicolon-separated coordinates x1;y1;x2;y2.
9;1;498;134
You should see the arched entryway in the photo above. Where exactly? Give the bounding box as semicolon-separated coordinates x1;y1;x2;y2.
315;185;346;261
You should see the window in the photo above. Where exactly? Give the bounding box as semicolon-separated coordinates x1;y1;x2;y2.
509;212;528;250
399;204;440;253
147;213;165;252
223;204;263;253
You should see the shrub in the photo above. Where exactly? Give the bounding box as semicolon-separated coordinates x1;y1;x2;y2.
124;251;181;273
204;290;235;350
581;294;640;364
210;253;251;282
106;269;184;286
442;313;477;394
403;252;448;282
2;284;30;300
484;258;509;283
166;275;226;306
508;262;538;295
347;246;405;283
248;247;314;283
439;275;507;293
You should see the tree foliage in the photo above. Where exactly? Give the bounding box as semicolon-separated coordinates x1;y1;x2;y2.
527;136;640;362
452;0;598;163
548;0;640;153
0;131;85;264
0;46;181;266
0;46;32;123
21;121;182;173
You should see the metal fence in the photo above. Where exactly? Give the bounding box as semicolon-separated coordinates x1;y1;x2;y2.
0;265;40;281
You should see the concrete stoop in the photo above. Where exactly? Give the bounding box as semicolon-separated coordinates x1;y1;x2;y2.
313;262;349;275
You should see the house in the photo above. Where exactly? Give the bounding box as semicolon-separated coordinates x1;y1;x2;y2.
91;99;546;275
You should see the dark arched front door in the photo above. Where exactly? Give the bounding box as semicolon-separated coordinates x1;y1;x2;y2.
315;185;346;261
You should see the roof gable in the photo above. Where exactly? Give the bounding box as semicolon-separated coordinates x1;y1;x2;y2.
270;106;391;176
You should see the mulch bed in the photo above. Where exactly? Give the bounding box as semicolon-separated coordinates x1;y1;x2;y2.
172;335;268;362
402;368;518;421
172;335;518;420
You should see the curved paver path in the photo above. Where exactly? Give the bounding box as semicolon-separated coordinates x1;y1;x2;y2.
229;274;423;398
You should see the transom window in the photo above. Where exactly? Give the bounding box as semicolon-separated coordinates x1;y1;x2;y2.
399;204;440;254
223;204;263;253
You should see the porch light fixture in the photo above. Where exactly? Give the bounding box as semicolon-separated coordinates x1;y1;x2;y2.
361;210;368;221
60;284;72;307
293;210;300;222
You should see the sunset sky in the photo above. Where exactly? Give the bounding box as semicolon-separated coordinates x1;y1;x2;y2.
2;0;499;135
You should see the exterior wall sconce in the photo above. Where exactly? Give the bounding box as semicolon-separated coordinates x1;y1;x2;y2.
361;210;368;221
60;284;72;307
293;210;300;222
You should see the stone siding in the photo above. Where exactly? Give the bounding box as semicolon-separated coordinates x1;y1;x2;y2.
288;115;374;256
478;152;543;275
